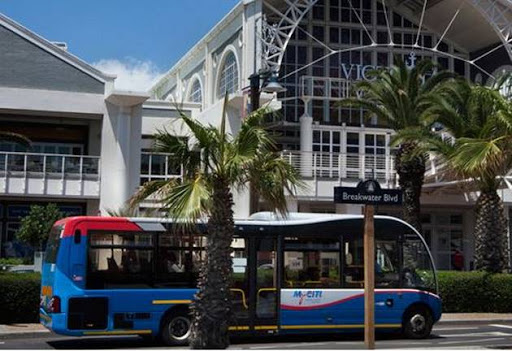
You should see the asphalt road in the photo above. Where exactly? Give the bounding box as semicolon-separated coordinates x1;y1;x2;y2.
2;321;512;349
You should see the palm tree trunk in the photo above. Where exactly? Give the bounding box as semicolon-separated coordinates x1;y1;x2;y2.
395;142;425;233
474;190;508;273
190;175;234;349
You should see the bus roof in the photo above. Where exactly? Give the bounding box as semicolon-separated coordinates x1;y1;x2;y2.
56;212;417;236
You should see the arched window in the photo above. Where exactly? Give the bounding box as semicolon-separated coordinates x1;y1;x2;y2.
217;51;239;98
189;79;202;104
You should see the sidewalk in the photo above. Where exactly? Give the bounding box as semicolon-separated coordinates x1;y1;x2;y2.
1;314;512;338
439;313;512;325
0;323;49;339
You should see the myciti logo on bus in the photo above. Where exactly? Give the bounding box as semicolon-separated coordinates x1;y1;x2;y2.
293;290;323;305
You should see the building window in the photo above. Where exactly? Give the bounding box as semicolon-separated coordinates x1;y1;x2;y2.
217;51;239;99
189;79;202;104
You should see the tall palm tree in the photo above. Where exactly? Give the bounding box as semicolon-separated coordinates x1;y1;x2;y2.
395;78;512;272
0;131;31;148
338;58;456;232
130;96;302;349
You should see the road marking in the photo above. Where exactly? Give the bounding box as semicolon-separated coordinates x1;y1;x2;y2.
439;337;505;345
437;331;512;338
490;324;512;329
249;342;329;349
0;342;4;345
433;327;479;331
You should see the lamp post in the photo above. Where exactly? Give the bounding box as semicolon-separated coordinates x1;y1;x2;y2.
248;69;286;215
249;70;287;112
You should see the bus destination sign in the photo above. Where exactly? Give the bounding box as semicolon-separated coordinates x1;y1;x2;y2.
334;180;402;205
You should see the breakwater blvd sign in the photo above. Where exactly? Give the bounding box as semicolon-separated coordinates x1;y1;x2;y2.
334;180;402;205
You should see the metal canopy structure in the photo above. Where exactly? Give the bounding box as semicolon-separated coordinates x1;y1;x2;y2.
261;0;319;72
469;0;512;61
260;0;512;74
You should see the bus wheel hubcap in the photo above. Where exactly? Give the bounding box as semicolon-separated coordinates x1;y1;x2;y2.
169;317;190;340
410;314;426;332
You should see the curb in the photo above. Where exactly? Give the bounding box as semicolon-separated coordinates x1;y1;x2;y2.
437;318;512;326
0;330;51;340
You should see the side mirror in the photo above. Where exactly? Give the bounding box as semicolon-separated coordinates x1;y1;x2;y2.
74;229;81;244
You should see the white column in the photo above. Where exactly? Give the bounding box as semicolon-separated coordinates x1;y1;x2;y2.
233;187;251;219
300;111;313;177
242;0;263;82
100;91;149;214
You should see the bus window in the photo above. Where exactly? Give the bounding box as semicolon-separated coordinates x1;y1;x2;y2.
231;238;248;320
87;232;154;289
256;238;276;319
375;240;400;288
284;237;341;288
44;225;63;264
402;233;436;292
155;233;205;288
343;236;363;288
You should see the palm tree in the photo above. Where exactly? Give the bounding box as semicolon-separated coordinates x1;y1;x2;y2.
338;58;456;232
395;77;512;272
130;96;302;349
0;131;31;148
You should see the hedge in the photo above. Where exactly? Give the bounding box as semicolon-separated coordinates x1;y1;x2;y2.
438;271;512;313
0;272;41;324
0;271;511;324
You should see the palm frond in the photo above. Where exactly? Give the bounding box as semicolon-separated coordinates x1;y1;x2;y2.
129;179;180;209
248;153;306;216
161;174;211;228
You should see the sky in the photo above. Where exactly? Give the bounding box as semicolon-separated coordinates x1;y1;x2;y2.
0;0;240;91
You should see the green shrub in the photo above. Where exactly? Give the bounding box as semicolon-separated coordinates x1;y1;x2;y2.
0;258;24;266
438;271;512;313
0;272;41;323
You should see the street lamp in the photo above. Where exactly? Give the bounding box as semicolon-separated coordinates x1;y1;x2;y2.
248;69;286;215
249;70;287;112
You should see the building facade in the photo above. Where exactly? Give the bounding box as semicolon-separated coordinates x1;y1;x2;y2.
150;0;512;271
1;0;512;271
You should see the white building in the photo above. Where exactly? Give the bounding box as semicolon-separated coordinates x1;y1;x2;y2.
1;0;512;271
148;0;512;271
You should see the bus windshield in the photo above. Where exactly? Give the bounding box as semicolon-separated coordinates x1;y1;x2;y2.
44;225;63;264
402;233;437;293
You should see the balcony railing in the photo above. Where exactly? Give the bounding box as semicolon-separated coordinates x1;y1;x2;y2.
281;151;397;186
0;151;100;197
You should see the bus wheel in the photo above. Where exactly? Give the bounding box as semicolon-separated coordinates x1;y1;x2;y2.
161;312;192;346
402;306;433;339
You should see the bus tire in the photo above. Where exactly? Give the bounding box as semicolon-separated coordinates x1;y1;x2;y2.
161;312;192;346
402;305;433;339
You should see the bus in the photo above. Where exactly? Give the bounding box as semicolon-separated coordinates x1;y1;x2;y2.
40;212;441;345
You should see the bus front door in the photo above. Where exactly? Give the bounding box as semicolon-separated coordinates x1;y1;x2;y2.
253;238;278;332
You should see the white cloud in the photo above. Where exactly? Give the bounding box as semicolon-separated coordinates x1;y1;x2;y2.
93;58;164;92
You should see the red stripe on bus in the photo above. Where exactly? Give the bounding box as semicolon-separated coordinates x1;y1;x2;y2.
57;217;143;237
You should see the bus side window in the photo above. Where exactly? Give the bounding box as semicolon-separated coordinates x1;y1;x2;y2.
375;240;400;288
283;237;341;288
343;237;364;288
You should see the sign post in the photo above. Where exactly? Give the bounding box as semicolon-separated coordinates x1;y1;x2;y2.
363;204;375;349
334;179;402;350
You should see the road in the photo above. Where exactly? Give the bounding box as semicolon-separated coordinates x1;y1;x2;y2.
2;321;512;349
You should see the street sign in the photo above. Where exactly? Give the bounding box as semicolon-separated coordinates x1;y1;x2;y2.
334;180;402;205
333;179;402;350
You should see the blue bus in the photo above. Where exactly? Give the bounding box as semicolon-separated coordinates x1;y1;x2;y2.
40;212;441;345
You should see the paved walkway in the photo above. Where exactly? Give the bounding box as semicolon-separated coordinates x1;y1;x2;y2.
440;313;512;323
2;314;512;338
